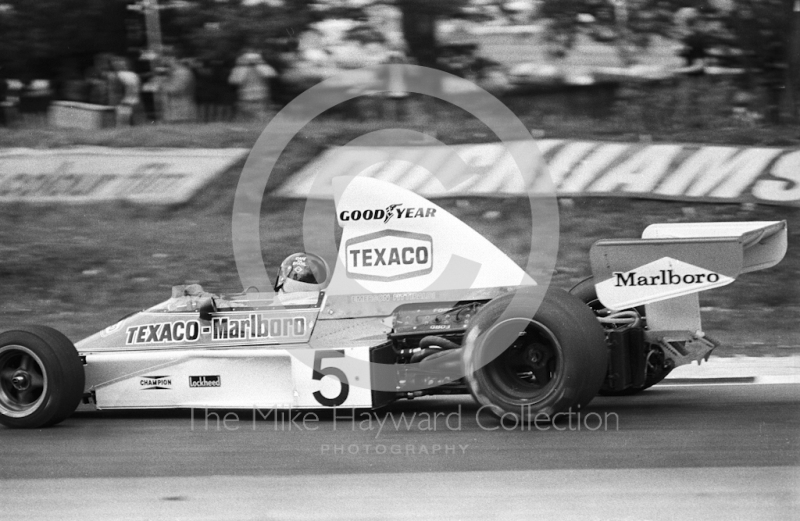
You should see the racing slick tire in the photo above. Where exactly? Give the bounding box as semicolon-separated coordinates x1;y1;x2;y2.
464;287;608;422
0;326;85;429
569;276;672;395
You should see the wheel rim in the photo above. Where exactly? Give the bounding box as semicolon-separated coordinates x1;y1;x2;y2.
0;345;48;418
480;317;564;407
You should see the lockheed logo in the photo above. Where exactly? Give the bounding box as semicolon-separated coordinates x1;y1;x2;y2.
189;375;221;388
345;230;433;282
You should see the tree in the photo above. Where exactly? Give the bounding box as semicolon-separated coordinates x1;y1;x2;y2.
395;0;474;67
166;0;320;67
309;0;473;68
711;0;798;121
536;0;799;121
537;0;684;65
0;0;129;78
0;0;320;79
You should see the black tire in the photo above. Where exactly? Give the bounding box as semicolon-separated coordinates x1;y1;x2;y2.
568;276;605;311
0;326;85;428
464;287;608;421
569;276;671;395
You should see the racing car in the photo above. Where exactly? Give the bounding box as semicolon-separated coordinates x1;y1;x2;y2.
0;177;788;428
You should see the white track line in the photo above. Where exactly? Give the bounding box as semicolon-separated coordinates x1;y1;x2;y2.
663;355;800;385
2;467;798;521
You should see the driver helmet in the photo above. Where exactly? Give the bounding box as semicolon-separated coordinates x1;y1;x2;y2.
274;252;329;293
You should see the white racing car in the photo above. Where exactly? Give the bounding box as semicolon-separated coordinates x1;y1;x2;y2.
0;178;788;428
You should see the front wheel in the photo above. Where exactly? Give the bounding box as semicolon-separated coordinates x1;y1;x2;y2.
0;326;85;429
464;288;608;421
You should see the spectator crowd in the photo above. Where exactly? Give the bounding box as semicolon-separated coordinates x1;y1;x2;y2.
0;47;278;127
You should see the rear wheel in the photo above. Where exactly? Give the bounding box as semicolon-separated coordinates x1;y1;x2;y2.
569;277;672;395
464;288;608;421
0;326;85;429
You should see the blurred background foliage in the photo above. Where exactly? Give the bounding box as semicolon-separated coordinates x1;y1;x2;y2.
0;0;798;126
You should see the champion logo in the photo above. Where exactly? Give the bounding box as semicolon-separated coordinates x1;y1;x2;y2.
139;375;172;390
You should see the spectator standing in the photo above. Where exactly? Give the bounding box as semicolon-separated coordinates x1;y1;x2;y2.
161;55;197;123
20;78;53;124
87;54;112;105
111;56;143;125
105;56;125;109
674;8;711;126
59;60;89;102
228;49;276;122
0;67;9;126
678;15;708;76
383;51;410;122
191;59;213;122
0;68;6;102
192;58;233;122
140;65;163;122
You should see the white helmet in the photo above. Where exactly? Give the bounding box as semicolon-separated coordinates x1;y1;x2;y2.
274;252;329;293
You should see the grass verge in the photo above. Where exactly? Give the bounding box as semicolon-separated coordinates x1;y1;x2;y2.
0;195;796;356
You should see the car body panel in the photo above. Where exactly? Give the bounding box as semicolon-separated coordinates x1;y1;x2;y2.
83;346;373;410
74;176;536;411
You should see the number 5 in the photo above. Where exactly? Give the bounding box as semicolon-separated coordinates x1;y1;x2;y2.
312;350;350;407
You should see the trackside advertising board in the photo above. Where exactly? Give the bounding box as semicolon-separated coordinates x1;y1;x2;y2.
275;140;800;206
0;148;249;204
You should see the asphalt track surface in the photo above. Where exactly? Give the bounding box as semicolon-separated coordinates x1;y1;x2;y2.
2;383;798;520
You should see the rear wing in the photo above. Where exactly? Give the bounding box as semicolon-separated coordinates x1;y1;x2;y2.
590;221;787;311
